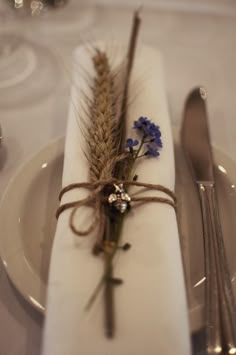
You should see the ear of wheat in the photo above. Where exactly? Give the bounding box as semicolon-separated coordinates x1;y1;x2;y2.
81;11;141;339
86;49;121;182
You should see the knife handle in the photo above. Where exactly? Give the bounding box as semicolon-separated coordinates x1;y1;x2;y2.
198;182;221;354
198;182;236;354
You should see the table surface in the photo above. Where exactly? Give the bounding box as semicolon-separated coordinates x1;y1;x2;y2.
0;2;236;354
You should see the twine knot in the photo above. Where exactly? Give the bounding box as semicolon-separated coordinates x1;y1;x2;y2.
56;178;177;244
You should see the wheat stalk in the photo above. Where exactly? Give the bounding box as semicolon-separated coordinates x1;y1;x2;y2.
85;49;121;182
82;12;141;338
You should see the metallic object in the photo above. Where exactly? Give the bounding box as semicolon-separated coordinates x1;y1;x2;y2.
182;87;236;354
108;184;131;213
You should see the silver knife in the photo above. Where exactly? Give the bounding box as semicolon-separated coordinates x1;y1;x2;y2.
181;87;236;354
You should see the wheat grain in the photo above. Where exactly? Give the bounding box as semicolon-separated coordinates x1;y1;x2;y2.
86;49;120;182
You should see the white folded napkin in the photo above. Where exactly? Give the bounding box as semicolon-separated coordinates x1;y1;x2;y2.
42;43;191;355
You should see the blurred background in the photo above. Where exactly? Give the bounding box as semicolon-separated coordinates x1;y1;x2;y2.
0;1;236;354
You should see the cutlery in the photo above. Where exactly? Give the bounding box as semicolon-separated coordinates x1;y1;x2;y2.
181;87;236;354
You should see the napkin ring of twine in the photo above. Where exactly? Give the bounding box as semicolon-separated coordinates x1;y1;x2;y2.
56;178;177;243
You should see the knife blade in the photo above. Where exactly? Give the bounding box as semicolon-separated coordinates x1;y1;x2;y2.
182;87;214;182
181;87;236;354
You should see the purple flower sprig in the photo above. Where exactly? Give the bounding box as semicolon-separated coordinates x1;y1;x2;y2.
125;116;162;159
125;138;139;149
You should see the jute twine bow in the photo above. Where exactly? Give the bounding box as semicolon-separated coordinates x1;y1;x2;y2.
56;179;177;244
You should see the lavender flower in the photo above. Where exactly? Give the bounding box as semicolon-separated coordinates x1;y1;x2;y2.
151;135;163;148
133;116;150;130
125;138;139;148
133;116;162;148
145;143;160;157
126;116;162;160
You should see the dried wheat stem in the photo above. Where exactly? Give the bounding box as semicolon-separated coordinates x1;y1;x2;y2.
118;10;141;153
86;50;120;182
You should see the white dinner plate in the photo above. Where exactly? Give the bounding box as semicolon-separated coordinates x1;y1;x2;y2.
0;137;64;313
0;136;235;333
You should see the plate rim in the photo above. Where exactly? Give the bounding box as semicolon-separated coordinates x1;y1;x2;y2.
0;136;64;314
0;135;235;334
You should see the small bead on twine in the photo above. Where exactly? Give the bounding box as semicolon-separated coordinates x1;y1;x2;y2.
56;178;177;243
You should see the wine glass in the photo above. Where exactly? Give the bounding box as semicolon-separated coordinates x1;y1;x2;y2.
0;0;95;108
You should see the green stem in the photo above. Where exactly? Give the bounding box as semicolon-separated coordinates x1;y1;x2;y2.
136;154;146;159
134;135;146;160
126;135;146;179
